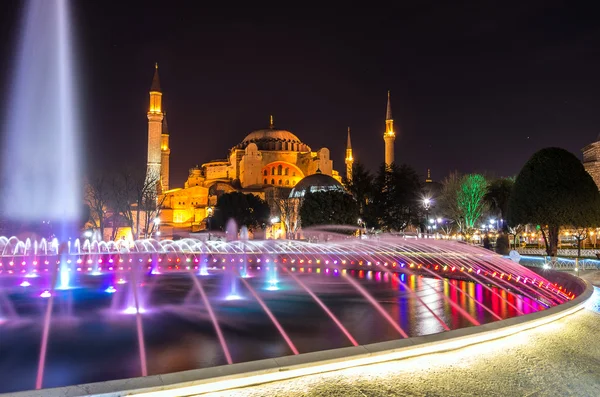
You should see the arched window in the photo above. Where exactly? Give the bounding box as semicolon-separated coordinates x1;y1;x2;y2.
263;170;268;176
278;179;282;185
285;168;289;176
292;171;296;176
278;165;282;175
264;178;267;184
271;168;275;175
271;178;275;184
285;180;290;185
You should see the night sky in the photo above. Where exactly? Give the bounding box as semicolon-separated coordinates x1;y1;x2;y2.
1;1;600;188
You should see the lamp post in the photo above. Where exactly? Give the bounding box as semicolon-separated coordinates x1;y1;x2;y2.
153;217;160;239
423;198;431;237
357;218;364;239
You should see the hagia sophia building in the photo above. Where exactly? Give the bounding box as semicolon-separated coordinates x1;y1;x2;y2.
145;65;396;236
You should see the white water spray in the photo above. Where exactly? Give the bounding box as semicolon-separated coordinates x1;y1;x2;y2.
2;0;81;223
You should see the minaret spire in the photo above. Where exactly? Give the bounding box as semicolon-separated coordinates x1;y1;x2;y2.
383;90;396;166
269;115;274;129
151;63;161;92
386;90;392;120
145;64;165;198
345;126;354;182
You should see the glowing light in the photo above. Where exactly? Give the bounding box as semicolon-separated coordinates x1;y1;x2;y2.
20;280;31;287
123;306;146;315
105;286;116;294
40;290;51;298
266;279;279;291
225;294;243;301
117;278;127;285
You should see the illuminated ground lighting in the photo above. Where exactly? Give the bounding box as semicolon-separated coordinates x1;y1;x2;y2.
40;290;51;298
91;271;102;276
151;269;161;275
117;278;127;284
127;290;591;397
19;280;31;287
225;294;243;301
266;279;279;291
24;273;38;278
123;307;146;315
105;286;117;294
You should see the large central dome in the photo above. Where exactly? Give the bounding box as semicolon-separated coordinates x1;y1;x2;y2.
235;117;311;152
241;128;302;145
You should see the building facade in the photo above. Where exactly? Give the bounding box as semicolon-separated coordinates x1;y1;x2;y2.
582;140;600;189
158;109;342;230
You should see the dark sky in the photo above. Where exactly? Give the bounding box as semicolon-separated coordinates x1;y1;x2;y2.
1;0;600;188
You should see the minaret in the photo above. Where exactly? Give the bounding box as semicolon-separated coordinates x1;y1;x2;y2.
383;90;396;167
269;114;274;129
345;127;354;181
425;168;432;183
146;63;164;193
161;113;171;192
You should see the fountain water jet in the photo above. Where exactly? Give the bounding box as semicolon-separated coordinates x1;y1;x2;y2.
188;271;232;364
2;0;82;226
238;275;299;355
281;266;358;346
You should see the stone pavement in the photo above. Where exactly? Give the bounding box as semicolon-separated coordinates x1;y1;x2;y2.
205;273;600;397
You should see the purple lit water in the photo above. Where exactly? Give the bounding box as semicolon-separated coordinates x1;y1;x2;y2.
0;268;544;393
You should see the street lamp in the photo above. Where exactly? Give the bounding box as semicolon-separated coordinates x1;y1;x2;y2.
423;198;431;236
153;217;160;239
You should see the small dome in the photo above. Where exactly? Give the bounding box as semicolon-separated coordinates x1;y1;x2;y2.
289;171;344;198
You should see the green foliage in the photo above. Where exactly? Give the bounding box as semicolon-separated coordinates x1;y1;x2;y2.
507;147;600;255
438;173;460;229
299;191;359;228
457;174;488;230
438;172;464;232
213;192;270;231
372;163;423;231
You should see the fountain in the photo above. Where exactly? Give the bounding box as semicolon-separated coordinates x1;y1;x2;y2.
0;233;580;393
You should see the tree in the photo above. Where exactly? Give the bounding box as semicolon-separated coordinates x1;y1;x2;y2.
345;162;375;227
573;227;589;258
372;163;423;232
484;177;514;231
112;171;162;240
213;192;270;232
507;147;600;257
438;172;465;233
457;174;488;231
84;175;112;239
269;187;299;239
299;190;359;228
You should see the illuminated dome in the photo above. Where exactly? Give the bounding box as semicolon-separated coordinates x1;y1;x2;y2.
236;117;312;151
289;171;344;198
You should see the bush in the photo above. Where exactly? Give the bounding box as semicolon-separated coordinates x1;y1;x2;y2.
495;233;510;255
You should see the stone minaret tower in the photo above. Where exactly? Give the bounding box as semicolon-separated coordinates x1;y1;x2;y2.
146;63;164;193
345;127;354;181
383;90;396;166
161;113;171;192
